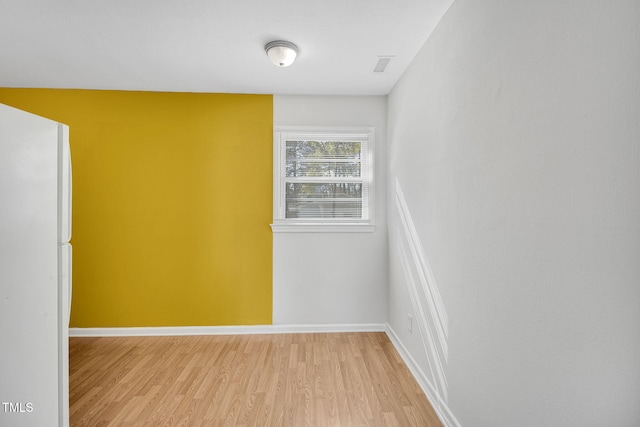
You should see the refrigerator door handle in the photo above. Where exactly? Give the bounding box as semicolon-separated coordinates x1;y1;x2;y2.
58;123;71;243
58;243;71;427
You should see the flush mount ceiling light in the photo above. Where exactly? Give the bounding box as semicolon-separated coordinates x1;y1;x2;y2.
265;40;298;67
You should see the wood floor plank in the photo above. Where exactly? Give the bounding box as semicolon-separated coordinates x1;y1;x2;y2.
69;333;443;426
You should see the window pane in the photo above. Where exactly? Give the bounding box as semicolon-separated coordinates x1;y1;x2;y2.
285;182;363;219
286;141;362;178
286;160;361;178
286;140;361;160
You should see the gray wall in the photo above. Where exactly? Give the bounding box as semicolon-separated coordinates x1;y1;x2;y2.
273;95;388;326
387;1;640;425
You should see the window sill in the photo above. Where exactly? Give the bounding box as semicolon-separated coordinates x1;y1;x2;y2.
270;223;376;233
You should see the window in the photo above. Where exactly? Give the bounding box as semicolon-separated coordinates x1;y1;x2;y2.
271;127;375;232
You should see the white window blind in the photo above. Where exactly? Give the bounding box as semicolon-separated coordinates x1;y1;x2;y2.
272;127;374;232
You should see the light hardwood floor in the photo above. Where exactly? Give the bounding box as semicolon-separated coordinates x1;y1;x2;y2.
69;332;442;426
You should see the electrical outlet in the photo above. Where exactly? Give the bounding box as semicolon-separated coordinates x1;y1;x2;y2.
408;313;413;333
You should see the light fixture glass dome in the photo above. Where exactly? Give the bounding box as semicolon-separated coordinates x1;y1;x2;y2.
265;40;298;67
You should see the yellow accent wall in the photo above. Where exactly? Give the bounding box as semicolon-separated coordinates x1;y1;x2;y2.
0;89;273;327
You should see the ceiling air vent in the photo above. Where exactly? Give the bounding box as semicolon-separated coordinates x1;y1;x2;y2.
373;56;394;73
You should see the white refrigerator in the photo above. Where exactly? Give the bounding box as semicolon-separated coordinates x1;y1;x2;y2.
0;103;71;427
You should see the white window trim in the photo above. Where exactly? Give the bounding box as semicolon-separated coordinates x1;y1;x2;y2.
271;126;375;233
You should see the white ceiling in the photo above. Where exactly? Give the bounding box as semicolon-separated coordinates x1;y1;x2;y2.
0;0;453;95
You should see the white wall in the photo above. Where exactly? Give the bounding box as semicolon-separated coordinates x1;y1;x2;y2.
273;95;388;325
387;1;640;426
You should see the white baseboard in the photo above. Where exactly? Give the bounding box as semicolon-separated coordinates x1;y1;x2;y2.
385;324;461;427
69;323;386;337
